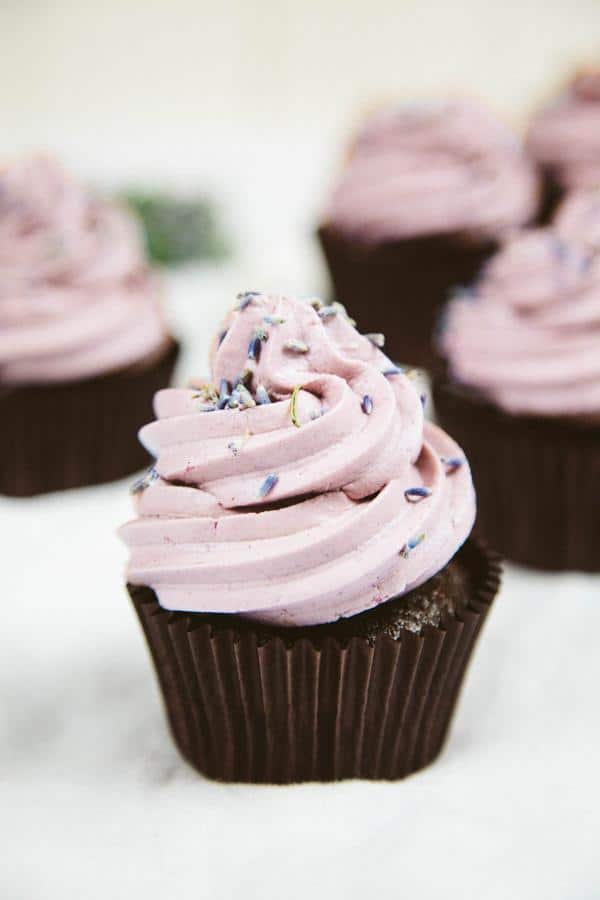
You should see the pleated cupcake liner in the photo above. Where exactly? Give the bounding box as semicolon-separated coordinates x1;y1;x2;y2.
317;224;496;373
0;339;179;497
434;380;600;571
129;538;501;784
537;168;565;225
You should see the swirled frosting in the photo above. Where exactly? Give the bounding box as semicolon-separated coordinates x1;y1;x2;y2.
554;188;600;251
527;69;600;190
120;293;475;627
323;98;539;243
439;228;600;415
0;157;168;384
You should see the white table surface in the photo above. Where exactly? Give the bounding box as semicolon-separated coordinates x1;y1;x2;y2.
2;259;600;900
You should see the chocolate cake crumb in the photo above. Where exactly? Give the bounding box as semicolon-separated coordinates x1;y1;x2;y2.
168;556;472;648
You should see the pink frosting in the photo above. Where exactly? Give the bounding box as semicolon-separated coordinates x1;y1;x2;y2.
0;157;168;384
554;188;600;251
324;98;539;242
527;70;600;190
120;293;475;627
440;228;600;415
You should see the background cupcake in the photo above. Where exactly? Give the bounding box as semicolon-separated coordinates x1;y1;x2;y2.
434;227;600;571
527;68;600;220
318;98;540;372
120;291;500;784
0;157;179;496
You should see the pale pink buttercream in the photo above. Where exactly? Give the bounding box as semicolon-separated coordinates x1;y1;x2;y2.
324;98;539;243
554;188;600;251
120;294;475;627
527;70;600;190
440;228;600;415
0;157;168;384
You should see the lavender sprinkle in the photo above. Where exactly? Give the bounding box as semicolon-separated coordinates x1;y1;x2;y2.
130;466;159;495
441;456;464;475
256;384;271;405
365;332;385;348
235;384;256;408
259;473;279;498
400;532;426;558
218;329;228;346
236;291;261;310
318;305;338;320
217;379;231;410
263;315;286;325
404;486;431;503
247;335;262;362
227;431;250;456
420;393;427;408
284;338;309;354
382;364;404;377
361;394;373;415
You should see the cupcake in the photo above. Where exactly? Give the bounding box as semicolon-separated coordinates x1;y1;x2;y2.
0;157;179;496
527;68;600;220
434;228;600;571
120;292;500;783
318;98;540;372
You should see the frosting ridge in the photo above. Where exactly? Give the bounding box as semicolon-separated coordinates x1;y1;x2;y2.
121;293;475;626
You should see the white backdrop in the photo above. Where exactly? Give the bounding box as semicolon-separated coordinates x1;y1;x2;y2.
2;3;600;898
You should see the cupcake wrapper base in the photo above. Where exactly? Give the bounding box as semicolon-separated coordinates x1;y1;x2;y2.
318;225;496;373
129;539;500;783
434;380;600;571
0;339;179;497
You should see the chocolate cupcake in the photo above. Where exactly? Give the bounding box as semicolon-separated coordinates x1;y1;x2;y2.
527;68;600;221
435;228;600;571
318;98;540;372
0;157;179;496
120;292;500;783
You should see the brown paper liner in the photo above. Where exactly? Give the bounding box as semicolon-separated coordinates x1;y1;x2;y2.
434;379;600;571
0;338;179;497
317;224;496;373
128;538;500;783
537;168;565;225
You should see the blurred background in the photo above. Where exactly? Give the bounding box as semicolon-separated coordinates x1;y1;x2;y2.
2;0;600;305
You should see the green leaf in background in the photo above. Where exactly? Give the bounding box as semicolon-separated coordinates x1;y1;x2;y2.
122;192;230;266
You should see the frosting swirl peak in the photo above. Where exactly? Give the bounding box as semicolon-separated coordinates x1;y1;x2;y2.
324;98;539;242
121;293;475;626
